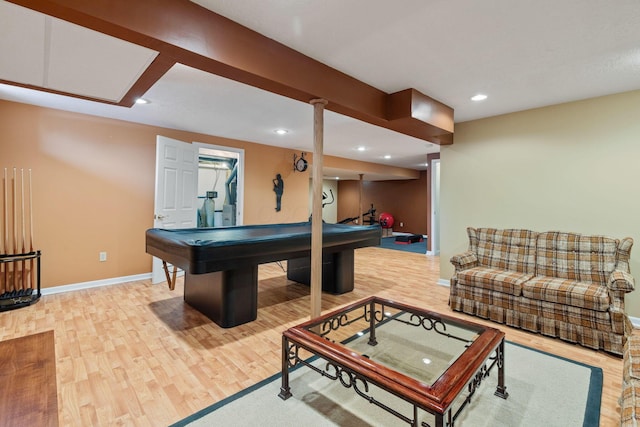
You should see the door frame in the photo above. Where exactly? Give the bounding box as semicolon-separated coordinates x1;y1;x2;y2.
427;159;440;256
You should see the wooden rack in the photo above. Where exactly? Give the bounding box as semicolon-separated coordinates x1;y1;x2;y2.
0;250;41;311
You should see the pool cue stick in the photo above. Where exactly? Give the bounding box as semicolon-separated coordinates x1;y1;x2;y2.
0;170;4;295
2;168;7;294
21;169;26;291
29;169;34;291
11;168;17;292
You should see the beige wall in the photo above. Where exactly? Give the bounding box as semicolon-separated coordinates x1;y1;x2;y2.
0;99;419;290
440;89;640;316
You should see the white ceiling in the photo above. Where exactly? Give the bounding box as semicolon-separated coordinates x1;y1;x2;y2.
0;1;157;102
2;0;640;179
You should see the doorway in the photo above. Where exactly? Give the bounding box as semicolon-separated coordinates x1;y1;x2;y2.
151;137;244;284
195;143;244;228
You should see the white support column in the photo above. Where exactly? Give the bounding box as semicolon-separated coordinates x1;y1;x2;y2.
310;98;328;319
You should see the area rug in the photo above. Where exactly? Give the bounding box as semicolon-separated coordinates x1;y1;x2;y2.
171;341;602;427
0;330;58;426
378;236;427;254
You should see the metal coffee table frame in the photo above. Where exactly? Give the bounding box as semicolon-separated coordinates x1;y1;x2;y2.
278;296;508;427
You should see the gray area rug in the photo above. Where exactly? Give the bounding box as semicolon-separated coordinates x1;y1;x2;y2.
172;341;602;426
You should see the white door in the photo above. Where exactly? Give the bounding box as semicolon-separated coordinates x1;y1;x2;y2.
151;135;198;284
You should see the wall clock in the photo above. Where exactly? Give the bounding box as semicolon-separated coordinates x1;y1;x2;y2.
294;152;308;172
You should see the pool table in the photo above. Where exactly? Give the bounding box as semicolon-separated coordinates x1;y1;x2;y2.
145;222;381;327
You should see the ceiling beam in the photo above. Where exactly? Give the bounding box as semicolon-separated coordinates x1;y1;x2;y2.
7;0;454;144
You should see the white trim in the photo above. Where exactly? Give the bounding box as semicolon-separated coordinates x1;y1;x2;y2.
41;273;152;295
630;316;640;328
430;159;440;256
437;278;450;287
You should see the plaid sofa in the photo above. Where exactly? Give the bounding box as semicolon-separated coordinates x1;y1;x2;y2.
449;227;635;355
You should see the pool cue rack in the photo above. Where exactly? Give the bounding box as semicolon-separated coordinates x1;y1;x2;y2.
0;167;41;311
0;251;41;311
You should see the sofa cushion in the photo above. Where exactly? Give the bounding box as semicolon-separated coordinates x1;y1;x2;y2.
468;228;538;274
456;267;531;296
535;231;618;286
522;277;610;311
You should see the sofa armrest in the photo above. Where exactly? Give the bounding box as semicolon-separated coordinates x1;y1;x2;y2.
450;251;478;272
609;270;635;293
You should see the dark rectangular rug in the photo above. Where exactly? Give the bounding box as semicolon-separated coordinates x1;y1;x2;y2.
378;236;427;254
0;330;58;426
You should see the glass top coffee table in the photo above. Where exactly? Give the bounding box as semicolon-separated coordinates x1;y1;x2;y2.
278;296;508;427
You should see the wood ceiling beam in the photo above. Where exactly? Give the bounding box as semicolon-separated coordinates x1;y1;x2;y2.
8;0;454;144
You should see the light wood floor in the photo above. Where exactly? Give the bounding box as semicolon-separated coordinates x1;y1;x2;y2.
0;247;624;426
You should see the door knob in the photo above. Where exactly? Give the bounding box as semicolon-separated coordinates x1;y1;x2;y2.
154;214;167;220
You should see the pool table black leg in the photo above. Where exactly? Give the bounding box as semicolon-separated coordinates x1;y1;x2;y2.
184;266;258;327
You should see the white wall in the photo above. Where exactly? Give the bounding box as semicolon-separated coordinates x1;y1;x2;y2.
198;167;229;212
440;89;640;316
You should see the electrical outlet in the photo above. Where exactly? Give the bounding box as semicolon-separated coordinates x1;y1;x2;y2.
400;222;404;227
99;252;107;262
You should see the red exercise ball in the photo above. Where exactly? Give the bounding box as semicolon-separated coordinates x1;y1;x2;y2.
379;212;394;229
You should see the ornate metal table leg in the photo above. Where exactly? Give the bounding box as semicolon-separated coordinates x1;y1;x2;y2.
494;339;508;399
278;335;292;400
367;300;378;346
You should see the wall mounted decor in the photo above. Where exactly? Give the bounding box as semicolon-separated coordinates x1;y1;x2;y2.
293;152;308;172
273;174;284;211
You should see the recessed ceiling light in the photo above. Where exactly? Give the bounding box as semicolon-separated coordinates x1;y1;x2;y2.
357;146;366;152
383;155;391;159
135;98;149;104
274;129;288;135
335;177;340;180
471;94;487;102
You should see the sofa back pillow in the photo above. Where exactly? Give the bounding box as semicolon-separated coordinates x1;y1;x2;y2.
535;231;618;285
468;227;538;274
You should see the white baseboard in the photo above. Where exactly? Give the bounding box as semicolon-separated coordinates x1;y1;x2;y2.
437;278;450;287
41;272;152;296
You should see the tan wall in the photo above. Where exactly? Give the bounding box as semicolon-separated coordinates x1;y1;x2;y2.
0;100;312;288
337;171;429;235
440;89;640;317
0;99;421;289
